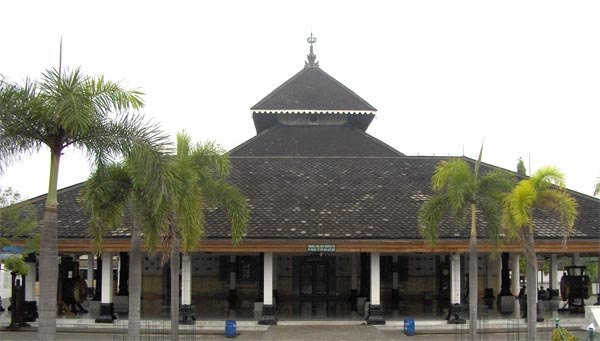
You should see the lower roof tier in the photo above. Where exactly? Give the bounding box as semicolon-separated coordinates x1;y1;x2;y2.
22;156;600;242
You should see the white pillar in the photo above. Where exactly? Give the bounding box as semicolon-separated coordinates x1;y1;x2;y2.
25;262;36;301
511;254;520;296
351;255;358;291
597;255;600;299
87;254;94;291
229;255;236;290
486;255;493;288
370;252;380;305
450;254;461;304
181;254;192;305
101;252;113;304
392;255;399;290
116;254;121;293
273;256;278;291
550;254;558;290
573;253;580;266
263;252;273;305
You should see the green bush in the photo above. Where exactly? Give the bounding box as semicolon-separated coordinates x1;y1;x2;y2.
551;326;577;341
1;255;28;276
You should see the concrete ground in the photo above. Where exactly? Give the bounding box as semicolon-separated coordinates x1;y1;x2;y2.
0;305;596;341
0;326;596;341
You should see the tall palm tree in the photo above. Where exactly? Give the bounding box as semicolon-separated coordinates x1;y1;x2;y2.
0;68;167;340
164;133;249;340
82;143;172;340
419;149;513;340
503;166;577;341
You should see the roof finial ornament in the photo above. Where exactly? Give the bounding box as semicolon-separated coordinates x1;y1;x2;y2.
305;32;319;68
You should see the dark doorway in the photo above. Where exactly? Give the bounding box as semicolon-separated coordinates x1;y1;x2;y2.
298;257;335;318
300;261;329;296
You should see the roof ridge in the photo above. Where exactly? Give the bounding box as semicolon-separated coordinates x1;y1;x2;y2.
351;127;404;156
25;182;86;204
316;67;376;111
251;67;307;110
228;124;279;155
228;155;454;159
461;157;600;203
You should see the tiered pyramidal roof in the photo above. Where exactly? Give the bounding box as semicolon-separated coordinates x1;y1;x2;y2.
18;34;600;245
234;34;400;157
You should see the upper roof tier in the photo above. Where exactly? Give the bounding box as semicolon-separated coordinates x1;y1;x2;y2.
251;36;377;133
251;67;377;113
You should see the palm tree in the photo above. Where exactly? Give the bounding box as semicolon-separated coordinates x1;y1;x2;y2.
503;166;577;341
82;143;172;340
594;178;599;196
0;68;167;340
419;149;513;340
164;133;249;340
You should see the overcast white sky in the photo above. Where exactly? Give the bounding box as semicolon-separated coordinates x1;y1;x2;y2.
1;1;599;199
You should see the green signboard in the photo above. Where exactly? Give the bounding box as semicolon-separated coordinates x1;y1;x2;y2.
307;244;336;253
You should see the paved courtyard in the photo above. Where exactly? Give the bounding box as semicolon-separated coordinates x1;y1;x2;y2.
0;326;596;341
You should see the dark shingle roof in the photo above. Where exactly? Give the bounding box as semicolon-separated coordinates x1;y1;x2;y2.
205;157;600;240
229;125;403;157
25;157;600;241
251;67;376;113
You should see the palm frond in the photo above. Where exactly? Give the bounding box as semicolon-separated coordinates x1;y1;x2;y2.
201;180;249;245
81;163;132;252
75;112;171;165
175;185;205;252
126;143;175;214
475;169;514;248
191;140;231;180
529;166;565;190
504;180;536;228
0;78;47;173
85;75;144;112
176;132;192;159
169;137;205;252
432;159;474;215
41;68;95;136
478;170;515;200
138;196;169;255
473;142;484;179
501;194;519;240
478;196;505;250
418;195;450;246
537;189;578;236
40;68;144;137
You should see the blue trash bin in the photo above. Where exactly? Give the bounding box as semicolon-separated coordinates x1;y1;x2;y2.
404;318;415;336
225;319;237;338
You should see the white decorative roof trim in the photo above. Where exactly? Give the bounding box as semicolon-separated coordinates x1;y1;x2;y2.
252;110;376;115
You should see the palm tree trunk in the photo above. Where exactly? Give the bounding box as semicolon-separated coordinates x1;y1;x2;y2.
170;235;180;340
468;203;478;341
524;227;538;341
127;216;142;340
38;152;60;341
